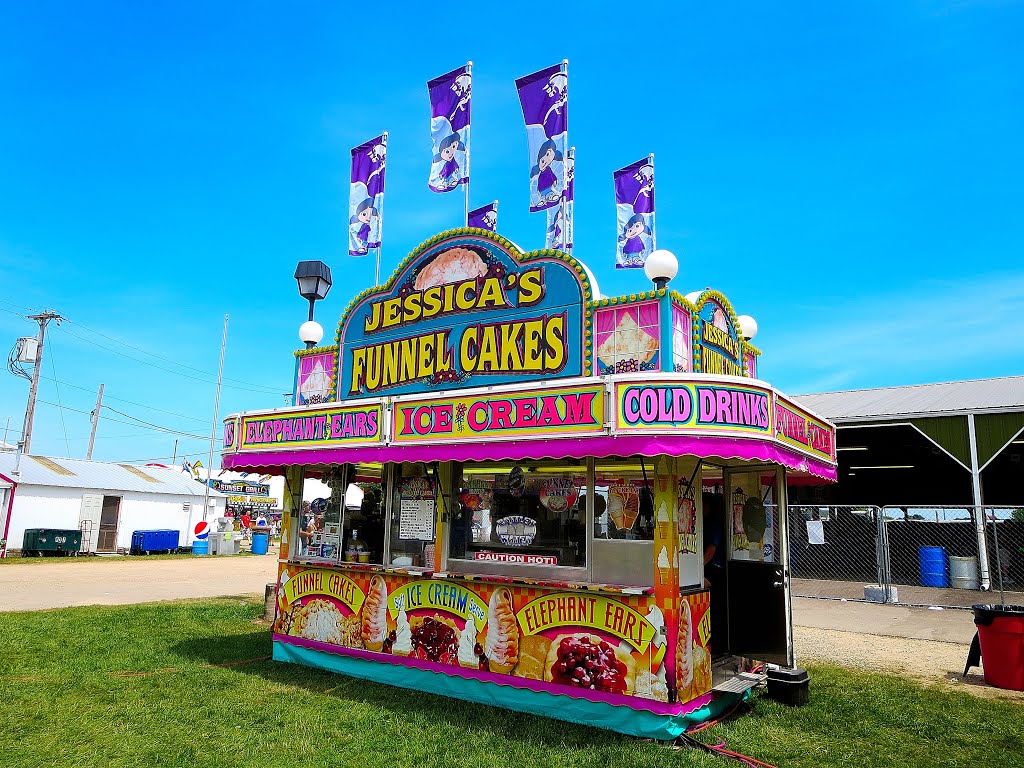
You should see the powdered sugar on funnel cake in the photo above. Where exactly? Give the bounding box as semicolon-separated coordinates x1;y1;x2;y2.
413;247;487;291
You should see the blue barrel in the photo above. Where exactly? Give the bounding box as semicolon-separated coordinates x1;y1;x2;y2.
251;532;270;555
919;546;949;587
192;540;209;556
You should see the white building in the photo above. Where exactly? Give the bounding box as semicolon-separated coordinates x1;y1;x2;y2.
0;453;226;556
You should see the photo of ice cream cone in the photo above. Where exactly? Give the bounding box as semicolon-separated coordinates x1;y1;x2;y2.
655;501;673;545
656;545;672;586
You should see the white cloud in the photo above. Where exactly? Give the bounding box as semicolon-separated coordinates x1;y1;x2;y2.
765;271;1024;393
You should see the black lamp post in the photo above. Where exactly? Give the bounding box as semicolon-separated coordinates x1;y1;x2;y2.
294;261;332;348
294;260;333;321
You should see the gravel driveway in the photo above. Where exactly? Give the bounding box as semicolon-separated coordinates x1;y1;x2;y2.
0;555;279;611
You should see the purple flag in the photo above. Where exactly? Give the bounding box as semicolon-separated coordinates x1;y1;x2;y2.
516;63;568;213
468;201;498;232
427;66;471;193
614;157;655;269
349;135;387;257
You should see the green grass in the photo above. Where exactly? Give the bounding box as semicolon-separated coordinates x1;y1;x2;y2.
1;600;1020;768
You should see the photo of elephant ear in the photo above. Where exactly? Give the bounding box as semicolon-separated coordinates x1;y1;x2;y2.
742;496;767;545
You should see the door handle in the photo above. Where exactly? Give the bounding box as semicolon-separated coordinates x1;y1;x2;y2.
772;581;784;588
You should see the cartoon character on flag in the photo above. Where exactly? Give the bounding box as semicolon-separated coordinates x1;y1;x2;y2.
349;135;387;257
468;201;498;231
516;64;568;212
427;66;471;193
614;157;656;269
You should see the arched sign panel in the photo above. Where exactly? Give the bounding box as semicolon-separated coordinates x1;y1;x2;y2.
338;232;590;400
692;292;744;377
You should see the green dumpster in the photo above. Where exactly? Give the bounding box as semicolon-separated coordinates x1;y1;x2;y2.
22;528;83;557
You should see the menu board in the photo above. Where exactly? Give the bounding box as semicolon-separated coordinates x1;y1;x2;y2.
398;477;436;541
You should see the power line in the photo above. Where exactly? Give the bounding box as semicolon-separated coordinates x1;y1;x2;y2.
9;303;290;396
59;433;156;441
113;449;211;464
61;318;286;394
58;325;284;395
101;405;211;440
36;399;209;440
38;374;210;424
48;342;71;456
0;298;36;312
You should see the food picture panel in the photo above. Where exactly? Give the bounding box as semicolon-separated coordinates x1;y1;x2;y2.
676;591;712;703
296;350;337;406
594;301;660;375
670;303;690;373
274;564;700;706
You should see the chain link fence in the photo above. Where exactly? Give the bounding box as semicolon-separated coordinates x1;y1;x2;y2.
788;505;1024;608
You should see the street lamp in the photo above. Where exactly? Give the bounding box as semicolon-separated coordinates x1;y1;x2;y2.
737;315;759;341
294;260;332;349
643;249;679;290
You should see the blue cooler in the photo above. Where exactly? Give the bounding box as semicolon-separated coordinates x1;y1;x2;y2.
131;529;181;554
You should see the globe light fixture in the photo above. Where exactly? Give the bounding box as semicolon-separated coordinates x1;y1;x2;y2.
737;315;759;341
294;260;333;322
643;249;679;289
299;320;324;348
684;290;704;304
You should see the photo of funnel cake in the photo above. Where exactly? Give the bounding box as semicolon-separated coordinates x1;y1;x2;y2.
413;246;487;291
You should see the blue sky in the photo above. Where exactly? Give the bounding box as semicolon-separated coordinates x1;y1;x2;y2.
1;1;1022;465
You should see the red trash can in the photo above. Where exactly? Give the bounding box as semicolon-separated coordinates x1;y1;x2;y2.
972;604;1024;691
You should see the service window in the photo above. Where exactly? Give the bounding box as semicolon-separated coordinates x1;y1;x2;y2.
295;465;347;564
448;460;587;572
591;458;656;587
386;463;439;569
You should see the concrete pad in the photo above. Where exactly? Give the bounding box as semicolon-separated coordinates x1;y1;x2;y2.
793;596;977;645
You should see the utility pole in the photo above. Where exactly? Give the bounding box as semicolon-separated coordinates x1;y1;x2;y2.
86;384;105;460
20;310;63;455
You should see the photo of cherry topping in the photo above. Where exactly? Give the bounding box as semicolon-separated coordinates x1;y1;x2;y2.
409;616;458;664
549;636;628;694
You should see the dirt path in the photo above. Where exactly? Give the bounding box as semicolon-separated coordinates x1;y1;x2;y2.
0;555;279;612
795;625;1022;701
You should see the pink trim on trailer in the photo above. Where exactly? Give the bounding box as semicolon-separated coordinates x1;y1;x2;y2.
224;433;837;481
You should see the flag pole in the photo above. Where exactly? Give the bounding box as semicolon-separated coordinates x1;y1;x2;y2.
201;314;229;523
376;131;388;285
567;146;575;256
464;61;473;227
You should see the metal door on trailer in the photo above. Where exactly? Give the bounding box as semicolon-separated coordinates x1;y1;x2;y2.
723;466;795;667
